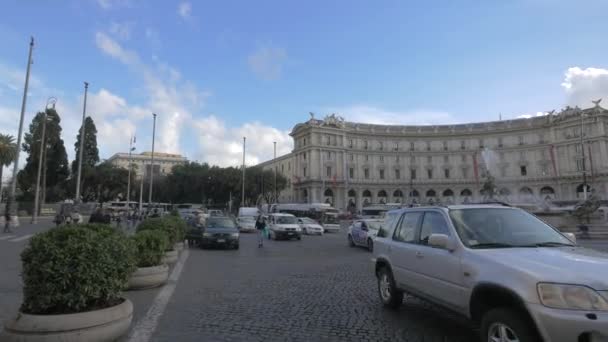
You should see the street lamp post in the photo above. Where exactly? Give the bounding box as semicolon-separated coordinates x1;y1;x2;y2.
5;37;34;233
580;112;588;200
242;137;246;206
32;97;56;224
273;141;277;203
75;82;89;204
148;113;157;210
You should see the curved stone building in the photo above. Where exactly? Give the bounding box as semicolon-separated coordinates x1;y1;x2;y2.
258;105;608;211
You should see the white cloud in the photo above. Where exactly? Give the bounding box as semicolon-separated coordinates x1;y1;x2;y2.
96;0;132;9
247;45;288;81
516;111;548;119
325;105;454;125
95;32;138;65
193;116;292;167
177;2;192;20
561;67;608;107
109;22;133;41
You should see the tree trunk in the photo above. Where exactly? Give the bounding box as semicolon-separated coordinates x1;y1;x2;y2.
41;147;47;205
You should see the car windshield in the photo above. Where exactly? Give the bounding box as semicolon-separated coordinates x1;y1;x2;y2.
239;216;255;222
364;221;383;230
449;208;574;248
299;217;317;224
322;215;338;224
276;216;297;224
206;218;237;229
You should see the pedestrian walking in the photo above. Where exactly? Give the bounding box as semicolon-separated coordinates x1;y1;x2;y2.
255;215;266;248
3;200;12;233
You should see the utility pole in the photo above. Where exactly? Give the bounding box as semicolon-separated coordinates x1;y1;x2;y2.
126;135;135;208
148;113;157;209
32;97;56;224
6;37;34;231
580;112;588;200
273;141;277;204
242;137;246;207
138;175;143;212
75;81;89;204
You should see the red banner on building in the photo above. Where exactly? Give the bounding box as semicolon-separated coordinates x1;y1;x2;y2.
472;152;479;185
549;145;558;178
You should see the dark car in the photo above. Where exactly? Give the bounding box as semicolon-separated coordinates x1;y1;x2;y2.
200;216;240;249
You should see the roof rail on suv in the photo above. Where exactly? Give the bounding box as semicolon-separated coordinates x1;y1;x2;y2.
466;201;512;207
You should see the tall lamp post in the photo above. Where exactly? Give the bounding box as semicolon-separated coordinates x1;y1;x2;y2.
75;82;89;204
32;97;56;224
148;113;157;210
242;137;246;207
273;141;277;204
5;37;34;232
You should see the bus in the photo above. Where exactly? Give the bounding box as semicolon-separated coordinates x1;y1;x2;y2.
361;203;403;218
269;203;341;233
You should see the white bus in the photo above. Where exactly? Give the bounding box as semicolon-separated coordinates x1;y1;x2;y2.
269;203;341;233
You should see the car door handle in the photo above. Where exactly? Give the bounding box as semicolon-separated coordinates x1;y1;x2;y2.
415;251;424;258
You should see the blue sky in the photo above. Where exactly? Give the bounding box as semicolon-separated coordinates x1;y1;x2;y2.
1;0;608;170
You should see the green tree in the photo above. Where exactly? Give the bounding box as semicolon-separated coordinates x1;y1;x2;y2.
87;163;131;203
0;134;17;196
70;116;99;199
18;108;70;202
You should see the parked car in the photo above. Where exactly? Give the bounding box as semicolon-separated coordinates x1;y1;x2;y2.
200;216;240;249
347;219;383;251
297;217;324;235
373;204;608;342
207;209;223;217
237;216;256;232
267;213;302;240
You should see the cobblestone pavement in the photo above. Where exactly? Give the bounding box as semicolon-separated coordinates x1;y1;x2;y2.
151;230;477;342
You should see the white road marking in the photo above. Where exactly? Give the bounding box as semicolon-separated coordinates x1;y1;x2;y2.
10;234;33;242
127;248;190;342
0;235;16;240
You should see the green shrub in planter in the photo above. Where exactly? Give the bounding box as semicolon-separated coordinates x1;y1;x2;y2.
78;223;118;236
137;217;185;247
162;216;186;243
20;226;136;315
132;230;169;267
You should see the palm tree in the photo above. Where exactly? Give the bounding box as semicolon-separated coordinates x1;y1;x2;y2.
0;134;17;199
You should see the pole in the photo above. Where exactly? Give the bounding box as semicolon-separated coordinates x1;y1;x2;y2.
273;141;277;204
242;137;246;206
6;37;34;231
139;175;143;212
32;98;56;223
580;113;587;200
75;82;89;203
148;113;157;209
126;135;133;207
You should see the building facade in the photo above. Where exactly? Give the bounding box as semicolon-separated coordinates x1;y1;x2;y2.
259;105;608;211
106;151;188;178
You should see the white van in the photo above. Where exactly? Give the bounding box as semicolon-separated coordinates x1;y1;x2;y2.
237;207;261;232
267;213;302;240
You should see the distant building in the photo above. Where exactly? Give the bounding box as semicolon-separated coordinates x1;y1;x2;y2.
258;105;608;211
106;151;187;178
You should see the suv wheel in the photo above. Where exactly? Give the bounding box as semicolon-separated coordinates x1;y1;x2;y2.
348;234;355;247
377;267;403;309
481;308;538;342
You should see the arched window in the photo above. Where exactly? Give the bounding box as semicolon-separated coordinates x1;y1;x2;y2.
442;189;454;197
324;189;334;197
378;190;387;197
411;190;420;197
426;189;436;197
499;188;511;195
348;189;356;197
393;189;403;198
519;187;533;195
540;186;555;195
362;190;372;197
460;189;472;196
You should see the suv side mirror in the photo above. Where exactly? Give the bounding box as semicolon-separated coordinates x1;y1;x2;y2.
428;234;453;251
564;232;576;244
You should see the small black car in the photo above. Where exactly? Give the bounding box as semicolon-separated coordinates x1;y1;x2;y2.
200;216;240;249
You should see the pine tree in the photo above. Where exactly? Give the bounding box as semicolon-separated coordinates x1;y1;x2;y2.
71;116;99;174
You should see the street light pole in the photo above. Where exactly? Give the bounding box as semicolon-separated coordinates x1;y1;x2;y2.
148;113;157;209
32;97;56;224
6;37;34;231
580;112;588;200
273;141;277;203
75;82;89;204
242;137;246;206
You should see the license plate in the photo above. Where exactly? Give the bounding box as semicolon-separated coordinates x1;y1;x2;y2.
217;239;225;243
288;232;293;235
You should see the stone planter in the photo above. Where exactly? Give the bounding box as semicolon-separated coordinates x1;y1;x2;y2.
161;249;178;264
127;264;169;290
174;241;185;252
3;298;133;342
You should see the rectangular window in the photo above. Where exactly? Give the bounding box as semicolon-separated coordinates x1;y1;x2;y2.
576;159;584;172
394;142;399;151
500;167;506;178
393;212;422;243
519;151;525;161
538;134;545;144
379;141;383;150
443;155;448;163
427;156;432;164
303;167;307;177
380;155;384;162
462;168;468;178
349;139;353;148
479;139;484;149
364;140;369;150
461;140;466;150
410;142;415;151
379;169;385;179
326;135;331;146
395;169;400;179
303;152;306;160
443;141;448;151
411;169;416;179
396;156;400;163
461;155;466;163
350;154;354;161
281;165;284;172
499;152;505;161
520;165;527;176
540;164;549;175
303;138;307;146
426;141;431;151
410;156;415;164
326;166;332;177
326;151;331;160
364;168;370;179
575;144;582;154
427;169;433;179
365;155;369;162
519;135;525;145
444;169;450;178
498;137;503;148
349;167;354;178
288;162;291;171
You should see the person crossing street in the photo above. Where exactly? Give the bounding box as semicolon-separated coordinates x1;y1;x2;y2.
255;215;266;248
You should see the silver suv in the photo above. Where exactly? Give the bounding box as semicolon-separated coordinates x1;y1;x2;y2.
373;204;608;342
